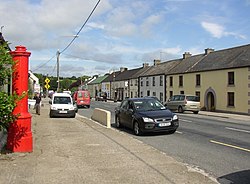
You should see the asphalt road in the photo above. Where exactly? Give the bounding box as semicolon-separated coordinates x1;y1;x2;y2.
78;100;250;183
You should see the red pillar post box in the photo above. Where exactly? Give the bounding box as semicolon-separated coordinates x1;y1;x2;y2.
7;45;33;152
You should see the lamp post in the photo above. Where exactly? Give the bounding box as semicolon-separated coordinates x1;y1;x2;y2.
56;49;60;92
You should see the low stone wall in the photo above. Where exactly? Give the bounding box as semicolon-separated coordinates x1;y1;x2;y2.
91;108;111;128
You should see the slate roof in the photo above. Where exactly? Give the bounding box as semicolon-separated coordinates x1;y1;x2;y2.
102;71;121;83
139;59;180;77
168;54;205;74
188;44;250;73
114;67;145;81
130;66;151;79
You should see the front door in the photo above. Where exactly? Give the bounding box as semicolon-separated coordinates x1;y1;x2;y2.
207;92;215;111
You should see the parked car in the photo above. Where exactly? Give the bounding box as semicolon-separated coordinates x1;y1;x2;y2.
73;90;91;108
49;93;76;118
165;94;200;114
115;97;179;135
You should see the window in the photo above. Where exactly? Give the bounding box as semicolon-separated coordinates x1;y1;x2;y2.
121;100;128;109
130;80;133;86
160;76;163;86
170;76;173;87
147;90;150;96
141;80;143;87
228;92;235;107
179;76;183;87
180;90;184;94
140;91;143;97
152;92;156;96
146;80;149;86
196;74;201;86
228;72;234;85
135;79;138;86
152;77;155;86
131;92;133;98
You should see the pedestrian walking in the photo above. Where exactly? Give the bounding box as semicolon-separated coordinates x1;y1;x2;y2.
33;93;42;115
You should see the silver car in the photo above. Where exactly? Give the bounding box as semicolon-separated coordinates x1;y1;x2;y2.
165;95;200;114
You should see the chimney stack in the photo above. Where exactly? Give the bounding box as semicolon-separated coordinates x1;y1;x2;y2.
143;63;149;68
153;59;161;66
120;67;128;72
205;48;214;55
183;52;192;59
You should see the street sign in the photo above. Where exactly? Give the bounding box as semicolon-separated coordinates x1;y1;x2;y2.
44;84;50;89
45;78;50;83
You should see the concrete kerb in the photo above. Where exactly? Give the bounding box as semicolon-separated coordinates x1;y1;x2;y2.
91;108;111;128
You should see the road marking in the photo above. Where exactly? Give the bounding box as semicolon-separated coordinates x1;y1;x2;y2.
225;127;250;134
210;140;250;153
180;119;192;123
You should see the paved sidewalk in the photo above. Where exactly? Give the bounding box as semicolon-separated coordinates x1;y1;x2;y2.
199;110;250;122
0;101;218;184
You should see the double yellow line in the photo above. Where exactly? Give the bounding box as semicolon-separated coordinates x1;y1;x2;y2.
210;140;250;153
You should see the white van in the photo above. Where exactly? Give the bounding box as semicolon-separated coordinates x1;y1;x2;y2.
49;93;76;118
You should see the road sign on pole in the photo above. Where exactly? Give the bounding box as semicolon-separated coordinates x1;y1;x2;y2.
44;84;50;89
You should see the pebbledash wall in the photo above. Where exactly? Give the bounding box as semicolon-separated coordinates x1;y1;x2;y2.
167;67;249;115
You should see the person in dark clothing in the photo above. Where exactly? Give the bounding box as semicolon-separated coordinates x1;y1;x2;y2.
33;93;42;115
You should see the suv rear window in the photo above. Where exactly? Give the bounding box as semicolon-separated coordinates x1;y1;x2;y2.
186;96;200;102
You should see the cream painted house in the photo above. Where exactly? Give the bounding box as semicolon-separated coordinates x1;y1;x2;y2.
167;45;250;115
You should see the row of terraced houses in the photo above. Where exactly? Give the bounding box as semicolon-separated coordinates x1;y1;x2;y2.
88;44;250;115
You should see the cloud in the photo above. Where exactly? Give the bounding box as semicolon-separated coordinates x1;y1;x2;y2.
201;22;225;38
201;21;246;39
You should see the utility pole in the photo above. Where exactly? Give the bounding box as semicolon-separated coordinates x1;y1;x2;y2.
56;50;60;92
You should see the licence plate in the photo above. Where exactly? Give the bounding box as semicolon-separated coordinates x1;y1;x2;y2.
190;105;198;109
59;110;67;114
159;122;171;127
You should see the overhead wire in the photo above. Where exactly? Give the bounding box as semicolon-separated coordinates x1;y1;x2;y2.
32;0;101;75
32;55;56;73
59;0;101;54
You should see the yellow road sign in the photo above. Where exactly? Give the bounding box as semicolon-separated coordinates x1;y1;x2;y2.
45;78;50;84
44;84;50;89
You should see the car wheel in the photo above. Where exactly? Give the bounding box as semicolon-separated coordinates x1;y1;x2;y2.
133;121;142;136
87;105;90;108
193;111;198;114
115;115;122;128
178;106;184;113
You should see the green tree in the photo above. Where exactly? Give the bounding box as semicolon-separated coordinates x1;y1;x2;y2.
61;78;71;90
0;42;26;131
0;42;17;131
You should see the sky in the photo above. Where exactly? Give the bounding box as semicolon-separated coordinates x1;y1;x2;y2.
1;0;250;77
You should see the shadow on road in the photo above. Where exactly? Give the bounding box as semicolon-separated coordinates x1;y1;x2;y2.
217;170;250;184
111;123;175;137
